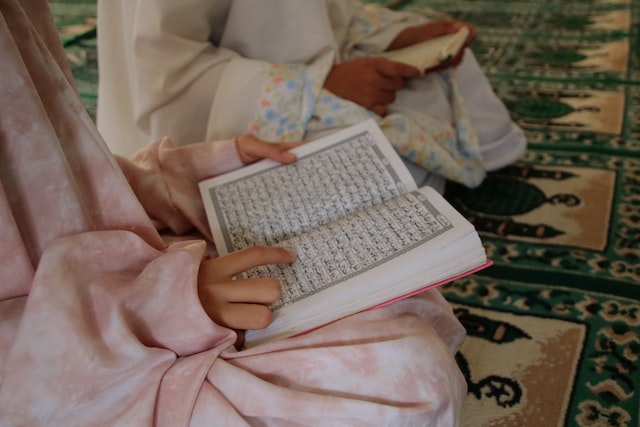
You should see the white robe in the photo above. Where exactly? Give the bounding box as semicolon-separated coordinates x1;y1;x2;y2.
97;0;526;188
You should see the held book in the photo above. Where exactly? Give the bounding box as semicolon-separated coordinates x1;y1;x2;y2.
379;26;470;71
199;119;490;346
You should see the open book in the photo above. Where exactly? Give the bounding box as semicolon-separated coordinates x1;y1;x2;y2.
199;120;490;346
379;26;470;71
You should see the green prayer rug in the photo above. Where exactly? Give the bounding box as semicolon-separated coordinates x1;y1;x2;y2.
50;0;98;121
378;0;640;425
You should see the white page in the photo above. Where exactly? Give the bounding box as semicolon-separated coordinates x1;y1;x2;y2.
199;120;416;255
253;187;469;311
379;27;470;70
245;186;487;346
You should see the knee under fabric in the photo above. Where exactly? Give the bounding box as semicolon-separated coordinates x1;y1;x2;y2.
452;50;528;170
478;122;527;171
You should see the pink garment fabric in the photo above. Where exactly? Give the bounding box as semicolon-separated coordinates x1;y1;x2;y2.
0;1;467;426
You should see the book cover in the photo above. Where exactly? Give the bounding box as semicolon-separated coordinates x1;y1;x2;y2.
379;26;470;71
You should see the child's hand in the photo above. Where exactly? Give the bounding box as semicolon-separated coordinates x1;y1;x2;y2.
198;246;297;335
388;19;476;52
235;134;305;165
324;57;420;116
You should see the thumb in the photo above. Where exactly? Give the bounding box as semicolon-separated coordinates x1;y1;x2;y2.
262;143;298;163
376;58;421;78
238;134;302;164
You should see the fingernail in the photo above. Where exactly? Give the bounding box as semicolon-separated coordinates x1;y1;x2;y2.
282;152;296;161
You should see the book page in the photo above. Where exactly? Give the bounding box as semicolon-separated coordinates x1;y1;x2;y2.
199;120;416;255
244;186;487;345
245;188;465;311
379;26;470;71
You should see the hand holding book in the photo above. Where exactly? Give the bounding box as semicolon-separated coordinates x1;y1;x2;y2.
381;23;474;72
323;20;474;116
198;246;298;349
199;120;490;346
323;57;420;116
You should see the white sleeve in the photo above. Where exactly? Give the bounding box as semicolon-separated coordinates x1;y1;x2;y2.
97;0;271;153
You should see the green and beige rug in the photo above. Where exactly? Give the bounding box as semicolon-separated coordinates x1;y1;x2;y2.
387;1;640;425
53;0;639;425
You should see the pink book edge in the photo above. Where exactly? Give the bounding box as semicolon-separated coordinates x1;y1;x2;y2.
292;258;494;338
369;259;493;309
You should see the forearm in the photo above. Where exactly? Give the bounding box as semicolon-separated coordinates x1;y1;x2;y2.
115;137;242;238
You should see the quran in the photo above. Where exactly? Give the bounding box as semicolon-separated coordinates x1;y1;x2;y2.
199;120;490;346
379;26;470;71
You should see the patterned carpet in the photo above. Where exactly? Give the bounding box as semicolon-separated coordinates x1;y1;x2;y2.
52;0;639;426
387;1;640;426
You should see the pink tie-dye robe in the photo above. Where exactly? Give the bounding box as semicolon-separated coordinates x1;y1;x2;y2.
0;1;467;425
